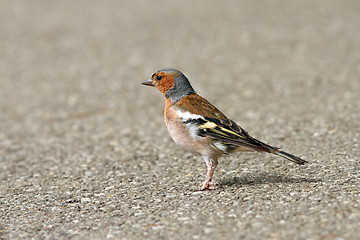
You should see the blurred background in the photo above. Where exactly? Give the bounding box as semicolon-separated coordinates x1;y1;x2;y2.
0;0;359;239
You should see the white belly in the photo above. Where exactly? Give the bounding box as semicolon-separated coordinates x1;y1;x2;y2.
166;119;195;151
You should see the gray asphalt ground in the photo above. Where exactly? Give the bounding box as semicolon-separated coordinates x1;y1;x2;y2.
1;1;359;239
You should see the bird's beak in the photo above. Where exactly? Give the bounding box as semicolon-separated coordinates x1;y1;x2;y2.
142;78;155;87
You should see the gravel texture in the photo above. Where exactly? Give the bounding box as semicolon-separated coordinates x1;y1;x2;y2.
1;1;359;239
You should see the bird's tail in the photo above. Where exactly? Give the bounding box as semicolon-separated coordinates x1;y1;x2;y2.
274;150;307;165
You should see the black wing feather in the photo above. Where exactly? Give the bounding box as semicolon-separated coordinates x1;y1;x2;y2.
200;117;278;153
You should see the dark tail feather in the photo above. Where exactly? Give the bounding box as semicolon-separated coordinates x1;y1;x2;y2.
275;151;307;165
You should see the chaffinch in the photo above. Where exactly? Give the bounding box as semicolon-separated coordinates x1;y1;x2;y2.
142;68;307;190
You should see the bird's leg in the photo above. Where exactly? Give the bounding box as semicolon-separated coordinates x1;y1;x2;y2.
200;156;218;190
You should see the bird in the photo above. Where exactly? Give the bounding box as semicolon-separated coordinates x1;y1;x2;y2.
142;68;307;190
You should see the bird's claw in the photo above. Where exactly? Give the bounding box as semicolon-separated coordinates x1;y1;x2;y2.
198;180;219;191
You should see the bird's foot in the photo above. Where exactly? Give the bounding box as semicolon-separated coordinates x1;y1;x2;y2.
198;180;219;191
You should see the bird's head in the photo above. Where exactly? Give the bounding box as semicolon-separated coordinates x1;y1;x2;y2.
142;69;196;103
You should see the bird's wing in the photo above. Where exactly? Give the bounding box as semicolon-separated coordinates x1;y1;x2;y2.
175;94;277;153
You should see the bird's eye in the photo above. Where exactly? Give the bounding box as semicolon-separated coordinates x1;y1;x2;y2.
156;75;163;80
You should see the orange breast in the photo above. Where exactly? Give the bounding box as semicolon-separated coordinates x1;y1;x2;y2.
163;99;222;159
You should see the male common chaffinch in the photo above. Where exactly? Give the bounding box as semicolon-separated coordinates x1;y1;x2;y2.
142;68;307;190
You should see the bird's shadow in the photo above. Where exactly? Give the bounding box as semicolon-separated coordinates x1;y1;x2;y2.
220;172;321;187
